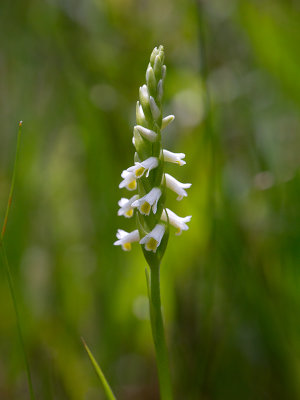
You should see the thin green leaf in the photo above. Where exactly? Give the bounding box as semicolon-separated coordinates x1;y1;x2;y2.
0;121;36;400
82;337;116;400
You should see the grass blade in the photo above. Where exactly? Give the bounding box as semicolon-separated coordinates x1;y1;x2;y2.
82;337;116;400
0;121;36;400
1;121;23;242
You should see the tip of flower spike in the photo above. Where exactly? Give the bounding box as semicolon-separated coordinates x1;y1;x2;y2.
150;47;159;65
19;120;23;127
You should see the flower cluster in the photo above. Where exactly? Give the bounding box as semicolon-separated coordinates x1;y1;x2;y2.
114;46;191;260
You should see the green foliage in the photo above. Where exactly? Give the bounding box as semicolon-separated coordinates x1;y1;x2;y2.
82;338;116;400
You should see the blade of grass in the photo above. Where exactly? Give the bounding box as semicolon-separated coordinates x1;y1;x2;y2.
1;121;23;242
0;121;36;400
0;246;36;400
81;337;116;400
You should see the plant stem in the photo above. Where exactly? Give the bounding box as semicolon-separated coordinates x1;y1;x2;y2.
147;262;173;400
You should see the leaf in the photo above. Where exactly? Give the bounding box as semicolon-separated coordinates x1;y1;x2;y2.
82;337;116;400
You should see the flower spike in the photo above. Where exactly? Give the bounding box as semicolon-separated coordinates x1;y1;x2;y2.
115;45;191;258
114;46;192;399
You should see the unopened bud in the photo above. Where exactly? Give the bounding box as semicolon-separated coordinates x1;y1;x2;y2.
150;46;159;65
149;96;161;120
146;65;157;96
154;55;163;80
161;115;175;130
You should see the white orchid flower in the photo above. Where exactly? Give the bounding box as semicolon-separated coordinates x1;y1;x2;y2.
161;208;192;235
114;229;140;251
127;157;159;178
132;187;162;215
164;173;191;200
119;170;137;191
118;195;139;218
163;150;186;166
140;224;165;253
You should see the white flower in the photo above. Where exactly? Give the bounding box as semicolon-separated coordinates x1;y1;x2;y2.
164;173;191;200
132;187;162;215
140;223;165;253
161;208;192;235
161;115;175;130
127;157;159;178
119;170;137;191
114;229;140;251
135;125;158;142
163;149;186;166
118;195;139;218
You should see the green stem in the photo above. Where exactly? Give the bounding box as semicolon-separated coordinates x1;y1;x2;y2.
147;262;173;400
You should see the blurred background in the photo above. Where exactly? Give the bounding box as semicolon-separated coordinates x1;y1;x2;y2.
1;0;300;398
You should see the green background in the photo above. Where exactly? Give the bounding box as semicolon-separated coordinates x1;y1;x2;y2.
0;0;300;398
